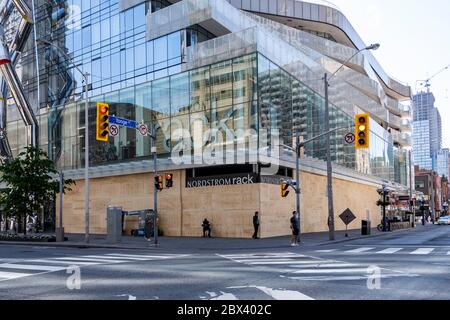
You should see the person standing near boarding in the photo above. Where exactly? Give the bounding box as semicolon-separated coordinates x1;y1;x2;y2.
252;212;260;239
290;211;300;246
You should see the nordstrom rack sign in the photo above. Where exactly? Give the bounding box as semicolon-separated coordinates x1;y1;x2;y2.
186;173;258;188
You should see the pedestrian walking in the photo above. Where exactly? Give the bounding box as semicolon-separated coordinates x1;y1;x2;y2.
252;212;260;239
290;211;300;246
202;218;212;238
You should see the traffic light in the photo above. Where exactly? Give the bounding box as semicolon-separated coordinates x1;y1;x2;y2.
281;183;290;198
96;102;109;142
355;114;370;149
165;173;173;188
155;175;164;191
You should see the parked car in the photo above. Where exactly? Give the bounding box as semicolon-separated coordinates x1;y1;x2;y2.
437;216;450;225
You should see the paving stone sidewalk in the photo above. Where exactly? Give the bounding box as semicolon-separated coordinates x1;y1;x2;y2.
0;224;430;252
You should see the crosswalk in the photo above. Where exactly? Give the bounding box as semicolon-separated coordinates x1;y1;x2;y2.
315;246;450;256
0;252;189;283
218;252;415;282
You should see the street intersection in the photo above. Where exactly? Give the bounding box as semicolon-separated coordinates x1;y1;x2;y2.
0;225;449;300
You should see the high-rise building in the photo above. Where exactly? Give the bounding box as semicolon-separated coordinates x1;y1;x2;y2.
1;0;413;237
437;148;450;178
412;92;442;171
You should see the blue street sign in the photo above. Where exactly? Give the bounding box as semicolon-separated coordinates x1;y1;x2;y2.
109;116;137;129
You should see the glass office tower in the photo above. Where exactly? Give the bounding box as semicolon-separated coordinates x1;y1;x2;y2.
6;0;412;186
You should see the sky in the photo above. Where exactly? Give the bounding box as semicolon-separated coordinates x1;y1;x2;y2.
329;0;450;148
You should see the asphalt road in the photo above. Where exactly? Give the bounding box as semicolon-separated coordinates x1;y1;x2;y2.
0;225;449;300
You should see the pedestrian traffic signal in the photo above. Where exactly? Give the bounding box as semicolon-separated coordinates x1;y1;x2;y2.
96;102;109;142
355;114;370;149
281;184;290;198
155;175;164;191
165;173;173;188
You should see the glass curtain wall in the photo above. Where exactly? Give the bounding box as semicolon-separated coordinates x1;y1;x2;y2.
14;0;409;185
257;54;399;182
11;49;408;184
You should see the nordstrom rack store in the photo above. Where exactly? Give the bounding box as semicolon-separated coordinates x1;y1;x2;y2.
6;0;413;237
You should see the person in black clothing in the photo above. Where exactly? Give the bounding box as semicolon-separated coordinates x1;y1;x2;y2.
290;211;300;246
252;212;260;239
202;218;211;238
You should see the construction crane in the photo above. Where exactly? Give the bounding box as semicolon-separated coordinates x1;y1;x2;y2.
416;64;450;93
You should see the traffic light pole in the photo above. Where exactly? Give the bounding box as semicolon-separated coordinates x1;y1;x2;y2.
382;186;387;232
83;73;90;244
409;149;415;227
295;130;301;242
285;125;354;243
151;124;159;246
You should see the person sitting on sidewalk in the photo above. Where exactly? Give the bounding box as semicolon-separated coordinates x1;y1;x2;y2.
202;219;212;238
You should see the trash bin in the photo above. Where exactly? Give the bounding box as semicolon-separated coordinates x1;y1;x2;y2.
362;220;371;235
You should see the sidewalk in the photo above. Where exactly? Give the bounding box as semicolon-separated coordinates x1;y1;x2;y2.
0;224;425;252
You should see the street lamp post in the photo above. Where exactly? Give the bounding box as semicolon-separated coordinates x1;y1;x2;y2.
324;43;380;241
37;39;90;243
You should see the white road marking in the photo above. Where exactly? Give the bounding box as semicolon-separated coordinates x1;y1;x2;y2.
0;263;65;272
106;253;187;259
29;259;99;266
0;252;190;284
315;250;337;253
345;247;375;253
292;263;362;269
286;274;414;281
228;286;314;300
247;260;329;265
224;254;302;259
230;258;300;263
0;271;33;280
220;252;418;283
410;248;435;255
293;268;369;274
81;255;150;261
52;257;128;263
376;248;403;254
210;292;239;300
116;294;137;300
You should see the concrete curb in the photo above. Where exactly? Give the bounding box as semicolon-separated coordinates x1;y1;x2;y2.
0;226;421;251
0;241;160;250
313;226;418;246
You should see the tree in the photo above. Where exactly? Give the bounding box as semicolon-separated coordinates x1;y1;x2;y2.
0;146;75;235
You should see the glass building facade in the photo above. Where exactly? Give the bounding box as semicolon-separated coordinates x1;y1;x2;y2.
6;0;411;186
